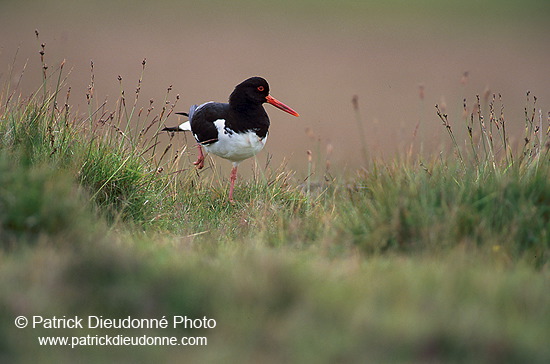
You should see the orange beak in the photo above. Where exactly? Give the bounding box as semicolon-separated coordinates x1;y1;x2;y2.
266;95;300;117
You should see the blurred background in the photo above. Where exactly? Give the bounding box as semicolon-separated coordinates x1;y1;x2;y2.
1;0;549;174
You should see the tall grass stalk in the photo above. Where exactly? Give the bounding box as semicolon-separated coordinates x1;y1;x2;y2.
435;103;466;168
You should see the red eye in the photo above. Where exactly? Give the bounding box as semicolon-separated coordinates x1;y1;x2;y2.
257;86;264;92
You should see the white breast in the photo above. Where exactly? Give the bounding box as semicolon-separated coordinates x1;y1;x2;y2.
203;119;268;163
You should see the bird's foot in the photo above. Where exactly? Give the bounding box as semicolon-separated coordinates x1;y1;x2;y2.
193;157;205;169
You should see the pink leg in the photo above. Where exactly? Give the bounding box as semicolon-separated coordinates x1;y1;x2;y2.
193;144;205;169
228;164;238;203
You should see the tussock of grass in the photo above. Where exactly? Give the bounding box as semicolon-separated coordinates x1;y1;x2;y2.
1;50;549;363
338;160;549;266
0;153;96;247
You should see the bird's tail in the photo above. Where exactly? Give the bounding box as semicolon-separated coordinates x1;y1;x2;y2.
161;110;192;132
161;125;183;132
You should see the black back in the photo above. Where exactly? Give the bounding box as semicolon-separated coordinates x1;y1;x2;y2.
188;77;271;145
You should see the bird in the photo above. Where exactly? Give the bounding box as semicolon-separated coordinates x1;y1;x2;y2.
162;76;299;202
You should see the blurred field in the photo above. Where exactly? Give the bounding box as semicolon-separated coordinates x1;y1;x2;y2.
1;1;550;363
1;0;549;172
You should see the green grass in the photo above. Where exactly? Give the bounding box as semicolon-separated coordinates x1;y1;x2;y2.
0;55;549;363
338;160;549;266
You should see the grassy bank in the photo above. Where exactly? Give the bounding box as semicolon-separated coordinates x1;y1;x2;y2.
0;56;549;363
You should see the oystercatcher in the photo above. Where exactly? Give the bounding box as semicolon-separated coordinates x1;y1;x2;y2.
162;77;299;202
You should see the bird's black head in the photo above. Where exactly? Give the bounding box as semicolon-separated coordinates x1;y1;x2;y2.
229;76;299;117
229;77;270;107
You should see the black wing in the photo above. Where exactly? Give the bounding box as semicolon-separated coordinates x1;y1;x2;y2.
189;102;230;145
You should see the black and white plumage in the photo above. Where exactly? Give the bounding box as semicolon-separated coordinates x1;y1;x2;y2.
162;77;299;202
